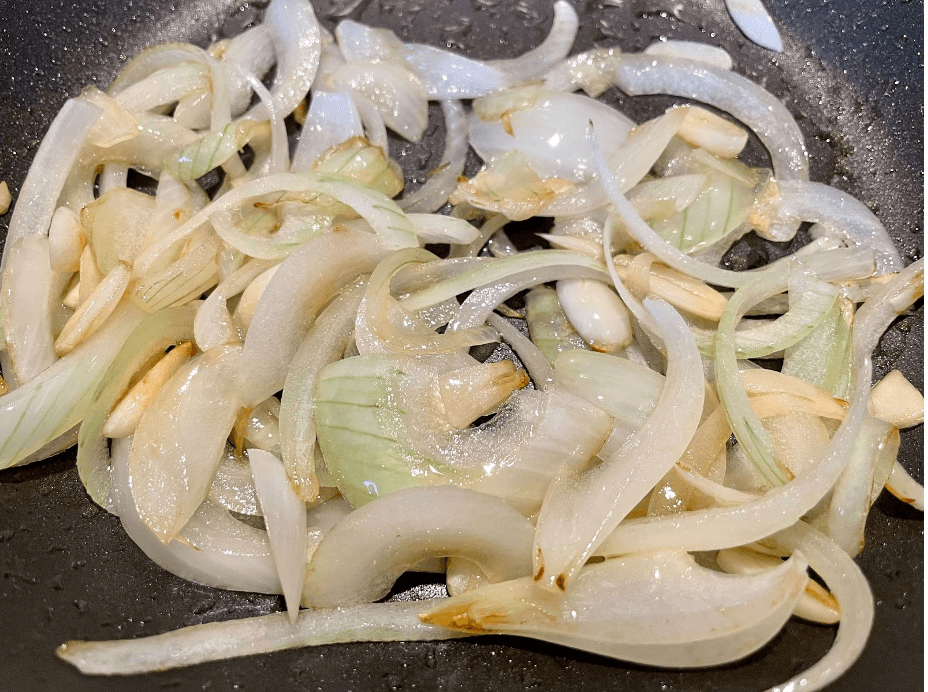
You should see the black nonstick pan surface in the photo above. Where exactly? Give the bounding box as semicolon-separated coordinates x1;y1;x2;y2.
0;0;922;690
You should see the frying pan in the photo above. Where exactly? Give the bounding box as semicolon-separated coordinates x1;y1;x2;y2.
0;0;922;690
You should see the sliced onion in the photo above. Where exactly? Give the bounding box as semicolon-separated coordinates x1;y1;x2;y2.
57;599;466;675
279;282;365;502
128;344;244;543
596;260;923;556
248;448;308;623
291;90;364;172
236;226;389;406
110;436;281;594
0;304;144;470
611;54;808;181
303;486;534;607
1;98;100;266
534;297;703;589
421;549;808;668
245;0;322;121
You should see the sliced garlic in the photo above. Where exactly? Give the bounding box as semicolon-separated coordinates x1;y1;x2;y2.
55;262;131;356
613;254;728;322
48;207;87;273
103;342;196;439
868;369;924;429
556;278;632;353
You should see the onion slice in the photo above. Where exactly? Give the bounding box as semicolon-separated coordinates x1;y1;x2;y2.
421;550;808;668
57;600;467;676
249;448;308;623
533;297;703;589
303;486;534;607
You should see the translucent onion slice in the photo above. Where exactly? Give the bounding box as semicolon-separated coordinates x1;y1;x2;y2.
249;448;307;623
245;0;321;121
484;0;579;83
332;62;429;142
128;344;244;543
590;127;876;289
451;150;575;221
113;61;208;114
194;258;276;351
0;304;144;470
291;90;364;172
57;600;466;675
773;179;904;275
886;462;925;511
236;226;389;406
406;213;480;245
1;98;100;267
302;486;534;607
401;250;608;314
781;296;853;398
134;173;416;278
398;100;470;214
110;436;281;595
715;268;855;487
610;54;807;181
825;416;899;556
762;521;874;692
400;1;577;98
279;282;365;502
1;236;71;382
421;550;808;668
643;40;733;70
485;313;552;391
315;353;612;514
543;107;688;216
534;297;703;589
596;260;923;556
468;87;634;182
552;349;663;430
716;547;839;624
524;287;589;365
208;446;260;515
210;206;334;261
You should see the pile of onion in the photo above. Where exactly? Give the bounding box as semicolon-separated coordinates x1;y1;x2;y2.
0;1;920;689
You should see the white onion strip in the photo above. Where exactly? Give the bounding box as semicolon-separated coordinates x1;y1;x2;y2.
303;486;534;607
763;521;874;692
1;98;101;266
533;297;703;589
610;54;808;182
596;259;923;555
57;600;468;676
249;448;308;623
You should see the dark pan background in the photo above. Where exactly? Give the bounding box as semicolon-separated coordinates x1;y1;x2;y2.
0;0;922;690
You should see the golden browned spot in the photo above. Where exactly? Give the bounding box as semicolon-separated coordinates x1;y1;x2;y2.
805;580;840;615
293;100;308;126
533;565;544;581
172;209;183;221
419;608;487;633
555;574;566;591
501;112;514;137
229;406;253;455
